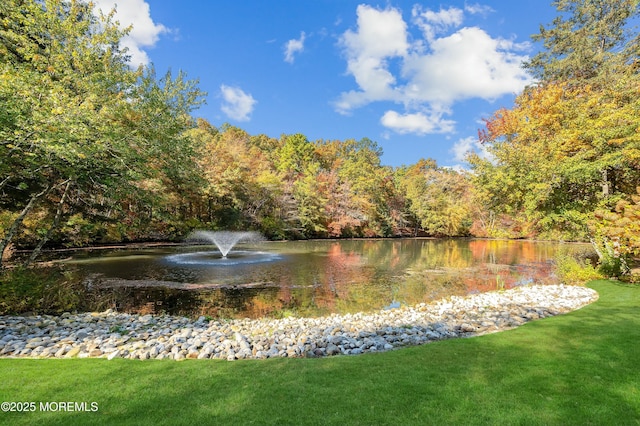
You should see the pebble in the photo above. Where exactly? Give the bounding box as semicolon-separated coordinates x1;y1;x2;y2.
0;285;597;361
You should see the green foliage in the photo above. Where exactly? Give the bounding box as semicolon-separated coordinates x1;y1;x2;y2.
335;138;398;237
0;0;204;262
555;253;603;285
0;266;87;314
293;163;328;236
398;162;473;237
473;0;640;241
186;126;411;239
536;210;592;241
597;248;630;277
259;216;287;240
276;133;316;176
525;0;639;83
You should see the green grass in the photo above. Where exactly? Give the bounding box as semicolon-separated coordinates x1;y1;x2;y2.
0;280;638;425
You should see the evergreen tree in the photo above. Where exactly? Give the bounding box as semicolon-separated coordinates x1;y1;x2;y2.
524;0;639;83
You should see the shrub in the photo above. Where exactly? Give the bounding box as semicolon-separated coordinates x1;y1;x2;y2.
597;246;630;278
0;266;88;315
590;188;640;278
555;253;603;286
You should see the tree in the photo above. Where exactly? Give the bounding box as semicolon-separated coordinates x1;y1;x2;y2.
275;133;316;177
314;140;366;237
473;0;640;240
0;0;204;264
473;81;640;239
524;0;639;83
293;162;329;236
1;0;131;263
115;67;205;234
399;160;473;237
188;122;285;234
337;138;398;236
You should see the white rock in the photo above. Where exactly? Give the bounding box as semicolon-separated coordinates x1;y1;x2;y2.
0;285;598;361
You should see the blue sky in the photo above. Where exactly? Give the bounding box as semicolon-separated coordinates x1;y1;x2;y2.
93;1;558;168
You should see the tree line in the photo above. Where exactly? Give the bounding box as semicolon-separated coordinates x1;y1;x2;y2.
1;0;639;273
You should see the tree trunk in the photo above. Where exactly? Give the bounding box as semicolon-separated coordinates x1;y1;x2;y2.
590;237;604;261
0;185;51;268
25;180;72;266
602;168;610;197
0;176;11;192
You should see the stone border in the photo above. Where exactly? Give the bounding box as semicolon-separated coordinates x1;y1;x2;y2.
0;284;598;361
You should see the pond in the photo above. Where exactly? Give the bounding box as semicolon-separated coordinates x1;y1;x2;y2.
63;238;590;319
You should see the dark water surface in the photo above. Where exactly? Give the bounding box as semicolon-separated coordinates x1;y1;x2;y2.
63;239;590;319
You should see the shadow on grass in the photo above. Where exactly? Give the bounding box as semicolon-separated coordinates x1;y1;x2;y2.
0;280;638;425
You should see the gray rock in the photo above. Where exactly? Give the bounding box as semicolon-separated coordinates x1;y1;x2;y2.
326;344;340;356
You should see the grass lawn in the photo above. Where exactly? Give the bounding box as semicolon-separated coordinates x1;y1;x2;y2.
0;280;638;425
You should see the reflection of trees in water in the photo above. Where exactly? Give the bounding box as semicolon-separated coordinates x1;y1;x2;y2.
457;263;557;294
467;239;561;265
398;274;468;304
309;240;474;313
191;288;284;319
86;240;584;319
314;242;377;313
92;287;202;316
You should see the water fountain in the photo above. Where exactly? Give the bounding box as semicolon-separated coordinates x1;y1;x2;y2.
164;230;280;266
189;230;264;257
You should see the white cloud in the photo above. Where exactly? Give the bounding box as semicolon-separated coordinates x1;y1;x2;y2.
464;3;495;16
402;27;531;105
284;32;306;63
442;164;468;173
412;5;463;42
336;4;532;136
341;5;409;60
220;85;257;121
381;110;455;135
335;5;408;113
451;136;494;163
93;0;168;66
